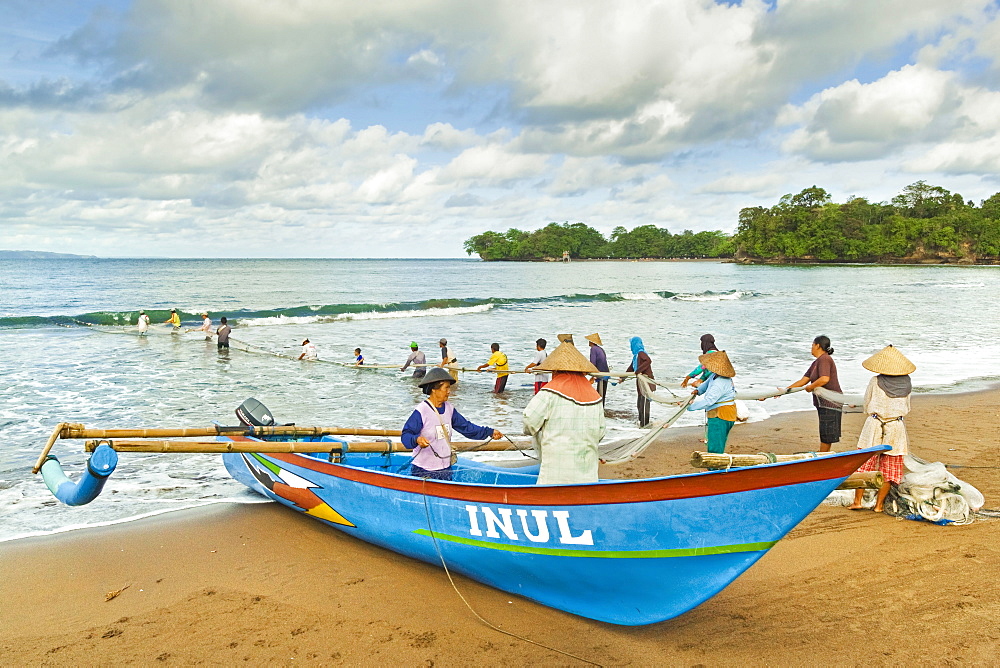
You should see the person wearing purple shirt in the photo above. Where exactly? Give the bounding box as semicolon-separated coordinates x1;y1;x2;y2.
585;333;609;403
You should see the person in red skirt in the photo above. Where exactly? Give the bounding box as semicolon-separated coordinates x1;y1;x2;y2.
849;345;916;512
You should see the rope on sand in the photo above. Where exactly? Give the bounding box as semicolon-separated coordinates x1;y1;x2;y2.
420;479;603;667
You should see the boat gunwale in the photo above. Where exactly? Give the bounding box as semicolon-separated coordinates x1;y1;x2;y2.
228;436;888;507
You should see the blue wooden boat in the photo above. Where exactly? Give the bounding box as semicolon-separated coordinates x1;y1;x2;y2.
222;434;886;626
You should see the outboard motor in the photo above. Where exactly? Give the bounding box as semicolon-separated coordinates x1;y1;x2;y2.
236;397;276;427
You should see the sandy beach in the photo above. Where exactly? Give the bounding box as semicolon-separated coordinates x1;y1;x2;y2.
2;389;998;666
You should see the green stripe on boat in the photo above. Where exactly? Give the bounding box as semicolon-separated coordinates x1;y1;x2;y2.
412;530;775;558
250;452;281;476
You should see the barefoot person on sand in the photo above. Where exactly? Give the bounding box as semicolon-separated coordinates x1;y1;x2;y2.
686;350;738;454
849;345;915;512
771;335;842;452
401;367;502;480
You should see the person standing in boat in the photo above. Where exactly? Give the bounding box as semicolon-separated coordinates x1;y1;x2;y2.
401;341;427;379
215;317;231;350
136;310;150;336
438;338;458;381
476;342;510;393
402;367;502;480
681;334;718;388
298;338;318;361
523;342;606;485
776;335;842;452
626;336;654;427
524;338;549;394
686;351;737;454
585;333;610;403
849;345;915;513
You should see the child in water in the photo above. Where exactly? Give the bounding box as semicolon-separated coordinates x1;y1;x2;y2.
354;348;364;365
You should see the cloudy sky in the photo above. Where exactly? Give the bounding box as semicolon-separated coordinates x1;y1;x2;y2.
2;0;1000;258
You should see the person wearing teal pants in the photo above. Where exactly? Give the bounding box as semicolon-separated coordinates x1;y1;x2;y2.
687;351;737;454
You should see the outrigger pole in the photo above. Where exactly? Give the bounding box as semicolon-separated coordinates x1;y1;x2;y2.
81;439;524;454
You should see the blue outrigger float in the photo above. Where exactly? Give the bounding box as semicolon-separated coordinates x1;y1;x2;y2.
35;400;886;626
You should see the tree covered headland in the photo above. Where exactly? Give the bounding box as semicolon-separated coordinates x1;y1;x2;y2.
463;222;734;260
464;182;1000;263
736;182;1000;263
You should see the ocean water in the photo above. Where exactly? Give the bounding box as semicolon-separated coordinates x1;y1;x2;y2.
1;258;997;542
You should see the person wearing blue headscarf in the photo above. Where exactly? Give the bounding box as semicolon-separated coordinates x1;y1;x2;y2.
625;336;654;426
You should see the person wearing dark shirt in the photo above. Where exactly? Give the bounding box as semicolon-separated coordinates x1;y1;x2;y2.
783;335;842;452
626;336;654;427
585;333;610;403
215;317;231;350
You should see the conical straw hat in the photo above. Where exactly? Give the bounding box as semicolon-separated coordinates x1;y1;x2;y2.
557;333;574;344
585;333;603;346
698;350;736;378
862;345;915;376
536;341;599;373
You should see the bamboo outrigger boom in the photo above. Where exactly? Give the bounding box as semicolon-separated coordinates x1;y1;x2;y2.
690;450;847;469
82;439;529;454
60;424;404;439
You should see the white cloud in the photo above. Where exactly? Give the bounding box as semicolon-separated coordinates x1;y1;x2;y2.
5;1;1000;257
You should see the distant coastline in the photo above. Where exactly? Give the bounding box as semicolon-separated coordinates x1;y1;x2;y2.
0;250;98;259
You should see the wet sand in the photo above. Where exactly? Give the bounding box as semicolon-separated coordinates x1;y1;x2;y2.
2;390;998;665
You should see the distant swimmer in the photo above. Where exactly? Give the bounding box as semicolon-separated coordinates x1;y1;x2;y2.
215;317;231;350
136;310;150;336
524;338;549;394
476;342;510;393
298;338;318;361
166;308;181;332
438;338;458;381
401;342;427;379
354;348;364;366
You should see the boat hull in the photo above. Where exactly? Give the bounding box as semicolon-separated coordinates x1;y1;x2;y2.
223;445;883;625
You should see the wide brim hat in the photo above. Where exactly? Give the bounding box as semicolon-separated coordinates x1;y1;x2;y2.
862;345;915;376
557;333;574;344
536;341;599;373
417;367;457;387
585;333;602;346
698;350;736;378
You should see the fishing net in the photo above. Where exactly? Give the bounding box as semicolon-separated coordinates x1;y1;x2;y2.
734;385;807;401
851;454;986;525
811;387;865;412
597;396;695;465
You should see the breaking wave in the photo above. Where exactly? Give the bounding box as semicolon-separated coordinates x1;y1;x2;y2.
0;290;761;329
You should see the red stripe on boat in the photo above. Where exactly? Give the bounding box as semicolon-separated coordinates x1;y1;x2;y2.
256;449;875;506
